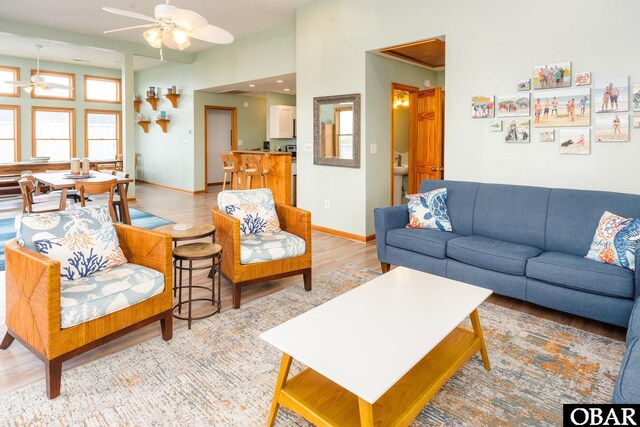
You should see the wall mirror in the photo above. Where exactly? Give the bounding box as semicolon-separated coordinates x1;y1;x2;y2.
313;93;360;168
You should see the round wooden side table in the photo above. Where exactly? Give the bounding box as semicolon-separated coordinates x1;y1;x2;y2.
172;242;222;329
154;223;216;296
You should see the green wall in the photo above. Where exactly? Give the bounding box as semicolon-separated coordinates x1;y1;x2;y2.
0;54;121;161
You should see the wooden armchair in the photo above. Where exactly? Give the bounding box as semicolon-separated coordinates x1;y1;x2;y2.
1;223;173;398
212;203;312;309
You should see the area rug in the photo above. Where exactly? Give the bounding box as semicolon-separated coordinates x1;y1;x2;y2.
0;208;173;271
0;266;625;426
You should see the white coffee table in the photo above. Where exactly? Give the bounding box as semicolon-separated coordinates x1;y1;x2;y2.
260;266;493;427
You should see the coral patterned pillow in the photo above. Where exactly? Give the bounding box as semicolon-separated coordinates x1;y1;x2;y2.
217;188;281;236
406;188;452;232
36;224;128;281
585;211;640;271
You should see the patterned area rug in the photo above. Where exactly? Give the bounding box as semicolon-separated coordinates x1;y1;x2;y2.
0;266;625;426
0;208;172;271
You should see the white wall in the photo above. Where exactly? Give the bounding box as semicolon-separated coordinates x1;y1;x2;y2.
297;0;640;237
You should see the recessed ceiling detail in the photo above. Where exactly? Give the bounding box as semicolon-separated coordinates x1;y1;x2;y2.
380;38;445;69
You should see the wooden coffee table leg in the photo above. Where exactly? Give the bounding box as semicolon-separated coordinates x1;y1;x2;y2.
469;309;491;371
267;353;293;427
358;397;374;427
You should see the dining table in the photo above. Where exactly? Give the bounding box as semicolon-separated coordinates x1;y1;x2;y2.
32;171;134;224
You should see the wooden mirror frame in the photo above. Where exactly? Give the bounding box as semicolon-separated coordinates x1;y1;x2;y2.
313;93;361;168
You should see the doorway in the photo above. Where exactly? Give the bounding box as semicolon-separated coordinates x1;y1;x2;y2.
204;106;237;190
390;83;419;205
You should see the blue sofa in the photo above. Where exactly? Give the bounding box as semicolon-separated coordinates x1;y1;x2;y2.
374;180;640;327
614;297;640;403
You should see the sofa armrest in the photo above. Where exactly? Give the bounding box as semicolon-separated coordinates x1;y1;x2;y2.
4;239;61;356
212;207;241;276
276;203;311;245
114;224;172;289
374;205;409;262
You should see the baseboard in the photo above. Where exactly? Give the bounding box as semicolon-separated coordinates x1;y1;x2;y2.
208;182;224;186
311;225;376;243
136;179;202;195
126;197;137;202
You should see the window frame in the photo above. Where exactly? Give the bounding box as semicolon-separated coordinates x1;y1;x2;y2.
0;66;20;97
32;106;76;160
30;69;75;101
0;104;21;162
84;75;122;104
84;109;122;160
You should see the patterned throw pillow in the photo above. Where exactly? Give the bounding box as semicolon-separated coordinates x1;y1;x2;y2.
585;211;640;271
406;188;452;232
217;189;281;235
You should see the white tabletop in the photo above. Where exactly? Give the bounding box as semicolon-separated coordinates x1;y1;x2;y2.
260;267;492;404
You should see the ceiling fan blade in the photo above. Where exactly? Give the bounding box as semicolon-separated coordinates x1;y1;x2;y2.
102;7;157;23
190;25;234;44
44;82;71;90
4;80;32;87
104;23;157;34
165;8;208;31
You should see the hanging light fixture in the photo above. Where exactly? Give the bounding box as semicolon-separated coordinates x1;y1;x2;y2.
172;28;191;50
393;91;410;109
143;27;163;48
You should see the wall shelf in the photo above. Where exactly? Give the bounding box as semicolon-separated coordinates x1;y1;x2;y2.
134;100;142;113
156;118;170;133
146;97;159;111
166;93;180;108
137;120;150;133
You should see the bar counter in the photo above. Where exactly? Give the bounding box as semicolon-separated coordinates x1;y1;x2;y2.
231;151;292;205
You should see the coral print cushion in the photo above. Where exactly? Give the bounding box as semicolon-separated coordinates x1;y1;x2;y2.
585;211;640;271
218;188;281;235
36;224;128;281
406;188;452;232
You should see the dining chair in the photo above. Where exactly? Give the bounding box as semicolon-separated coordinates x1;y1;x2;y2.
18;178;62;213
220;153;242;191
75;178;118;222
241;154;266;189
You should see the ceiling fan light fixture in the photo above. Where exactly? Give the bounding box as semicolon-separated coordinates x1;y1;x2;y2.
23;86;33;94
144;27;163;49
172;29;191;50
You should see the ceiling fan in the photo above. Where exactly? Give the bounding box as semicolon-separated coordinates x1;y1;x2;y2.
4;45;73;94
102;0;234;53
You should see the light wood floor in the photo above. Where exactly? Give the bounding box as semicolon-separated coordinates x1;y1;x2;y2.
0;183;626;397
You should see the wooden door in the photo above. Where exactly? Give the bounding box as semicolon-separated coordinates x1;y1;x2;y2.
409;88;444;193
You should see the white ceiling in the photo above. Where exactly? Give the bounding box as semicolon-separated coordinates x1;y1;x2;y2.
0;0;313;52
203;73;296;96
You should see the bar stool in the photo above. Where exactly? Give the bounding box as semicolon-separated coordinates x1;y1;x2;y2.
220;153;241;191
242;154;266;189
173;242;222;329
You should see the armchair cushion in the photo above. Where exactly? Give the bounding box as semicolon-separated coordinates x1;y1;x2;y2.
218;189;281;235
60;263;164;329
240;231;306;265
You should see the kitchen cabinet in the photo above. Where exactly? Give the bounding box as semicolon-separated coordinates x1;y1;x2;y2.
270;105;296;139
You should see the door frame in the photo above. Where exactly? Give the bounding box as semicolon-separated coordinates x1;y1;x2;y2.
389;83;419;205
204;105;237;192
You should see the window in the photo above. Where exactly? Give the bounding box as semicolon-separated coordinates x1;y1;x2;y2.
33;107;75;161
0;105;19;162
85;75;121;103
335;106;354;160
0;66;20;97
85;110;121;160
32;70;75;100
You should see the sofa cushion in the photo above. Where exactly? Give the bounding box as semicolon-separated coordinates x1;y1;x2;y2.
447;236;542;276
217;188;281;235
526;252;634;299
60;263;165;329
240;231;306;265
386;228;462;259
406;188;452;231
613;338;640;404
585;211;640;271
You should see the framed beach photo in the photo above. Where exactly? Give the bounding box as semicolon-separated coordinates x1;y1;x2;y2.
532;62;571;90
496;93;530;117
517;79;531;91
503;119;530;143
471;96;494;118
532;88;590;128
632;84;640;112
559;128;590;155
489;120;502;132
595;76;629;113
539;130;555;142
574;72;591;86
595;114;629;142
634;114;640;128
